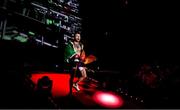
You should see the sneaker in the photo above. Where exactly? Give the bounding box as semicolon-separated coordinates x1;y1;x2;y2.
73;83;80;91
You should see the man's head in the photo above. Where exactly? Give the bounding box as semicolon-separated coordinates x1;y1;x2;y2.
73;31;81;42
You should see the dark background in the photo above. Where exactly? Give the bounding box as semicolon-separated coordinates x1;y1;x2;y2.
1;0;180;71
78;0;180;71
1;0;180;108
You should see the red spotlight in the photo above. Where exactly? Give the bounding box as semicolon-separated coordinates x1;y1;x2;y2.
93;91;124;108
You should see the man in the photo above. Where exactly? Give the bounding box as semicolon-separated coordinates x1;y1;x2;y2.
64;31;87;92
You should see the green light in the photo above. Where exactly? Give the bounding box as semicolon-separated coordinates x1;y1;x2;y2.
28;31;35;36
14;35;28;43
49;20;53;24
46;19;53;25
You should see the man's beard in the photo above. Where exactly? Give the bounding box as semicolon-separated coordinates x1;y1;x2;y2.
76;39;80;42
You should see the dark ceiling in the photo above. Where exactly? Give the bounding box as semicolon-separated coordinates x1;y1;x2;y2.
77;0;180;70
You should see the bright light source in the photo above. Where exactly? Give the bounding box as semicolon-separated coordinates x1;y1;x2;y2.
98;94;117;103
93;91;124;108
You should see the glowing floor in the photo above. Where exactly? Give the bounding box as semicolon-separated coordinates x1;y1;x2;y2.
30;72;125;109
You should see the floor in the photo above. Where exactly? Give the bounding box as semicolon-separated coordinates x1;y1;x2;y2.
30;72;144;109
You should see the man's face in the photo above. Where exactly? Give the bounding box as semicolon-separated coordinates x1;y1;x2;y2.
74;33;81;42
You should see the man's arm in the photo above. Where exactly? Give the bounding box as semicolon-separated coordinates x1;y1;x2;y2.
64;43;76;63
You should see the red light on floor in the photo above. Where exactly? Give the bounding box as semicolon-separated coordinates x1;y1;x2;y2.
31;72;71;97
93;91;124;108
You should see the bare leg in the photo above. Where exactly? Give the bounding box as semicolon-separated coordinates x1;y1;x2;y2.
75;67;87;84
69;68;76;95
73;67;87;91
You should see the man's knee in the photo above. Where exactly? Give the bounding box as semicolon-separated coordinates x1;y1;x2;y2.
82;72;87;78
80;67;87;78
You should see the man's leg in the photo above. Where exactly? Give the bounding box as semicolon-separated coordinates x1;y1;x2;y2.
77;67;87;83
69;67;76;95
74;67;87;91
